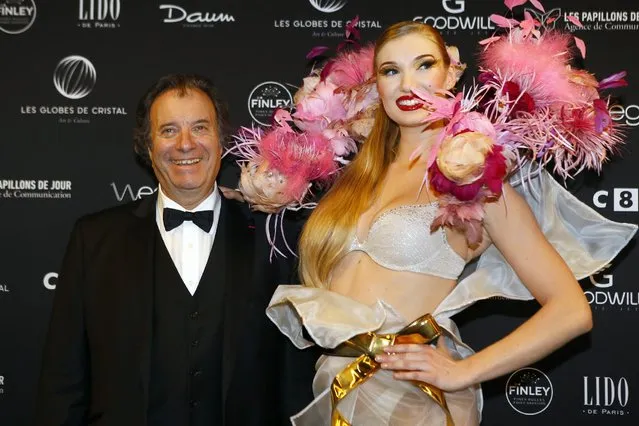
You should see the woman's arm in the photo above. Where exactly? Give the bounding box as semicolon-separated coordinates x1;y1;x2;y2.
377;183;593;391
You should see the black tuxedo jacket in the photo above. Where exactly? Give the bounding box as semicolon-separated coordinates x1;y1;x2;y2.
34;193;319;426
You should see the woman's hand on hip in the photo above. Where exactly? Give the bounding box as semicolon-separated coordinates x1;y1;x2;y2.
375;338;473;392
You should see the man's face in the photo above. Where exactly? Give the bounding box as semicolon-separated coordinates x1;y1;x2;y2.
148;88;221;208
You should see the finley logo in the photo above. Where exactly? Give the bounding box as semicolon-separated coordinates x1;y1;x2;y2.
309;0;346;14
247;81;292;126
53;55;97;99
0;0;36;34
506;368;553;415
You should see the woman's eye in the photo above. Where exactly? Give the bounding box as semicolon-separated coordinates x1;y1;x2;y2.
380;68;398;76
418;61;436;70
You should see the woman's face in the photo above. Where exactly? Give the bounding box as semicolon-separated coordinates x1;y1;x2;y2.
376;32;452;127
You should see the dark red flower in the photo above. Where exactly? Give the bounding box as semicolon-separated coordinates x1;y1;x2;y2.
502;80;536;116
478;71;497;84
512;92;536;115
502;81;521;99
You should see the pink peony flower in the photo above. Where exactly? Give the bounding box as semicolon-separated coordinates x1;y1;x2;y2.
322;127;356;157
293;81;347;132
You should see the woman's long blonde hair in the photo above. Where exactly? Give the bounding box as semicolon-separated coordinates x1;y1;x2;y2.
298;21;451;288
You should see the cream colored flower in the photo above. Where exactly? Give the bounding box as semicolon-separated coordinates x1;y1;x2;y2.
293;75;321;104
436;132;494;184
567;66;599;102
239;160;296;213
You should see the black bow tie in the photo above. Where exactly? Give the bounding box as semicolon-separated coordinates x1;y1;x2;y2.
163;208;214;232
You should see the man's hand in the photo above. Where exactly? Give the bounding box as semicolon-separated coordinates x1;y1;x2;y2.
220;186;246;202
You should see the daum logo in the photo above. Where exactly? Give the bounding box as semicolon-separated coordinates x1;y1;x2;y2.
506;368;553;415
159;4;235;25
0;0;36;34
442;0;464;14
309;0;346;14
53;55;97;100
248;82;293;126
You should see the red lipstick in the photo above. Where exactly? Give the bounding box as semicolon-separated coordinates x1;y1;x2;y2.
395;95;423;111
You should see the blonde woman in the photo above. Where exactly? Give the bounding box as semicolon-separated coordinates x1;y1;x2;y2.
266;21;636;425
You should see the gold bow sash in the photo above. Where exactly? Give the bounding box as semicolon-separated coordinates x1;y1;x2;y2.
326;313;455;426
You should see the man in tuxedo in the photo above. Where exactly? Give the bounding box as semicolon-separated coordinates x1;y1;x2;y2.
35;74;317;425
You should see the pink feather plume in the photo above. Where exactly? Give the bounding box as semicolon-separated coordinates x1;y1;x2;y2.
323;45;374;90
258;127;337;199
480;31;584;107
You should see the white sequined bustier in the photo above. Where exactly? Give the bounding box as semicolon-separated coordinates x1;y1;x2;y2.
348;203;466;279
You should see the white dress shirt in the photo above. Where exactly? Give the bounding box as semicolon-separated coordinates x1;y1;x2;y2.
155;184;221;295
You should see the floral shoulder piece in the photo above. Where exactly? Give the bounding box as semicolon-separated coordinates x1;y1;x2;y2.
227;18;377;256
411;0;628;247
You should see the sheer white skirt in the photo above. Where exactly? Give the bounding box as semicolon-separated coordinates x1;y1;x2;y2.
267;288;480;425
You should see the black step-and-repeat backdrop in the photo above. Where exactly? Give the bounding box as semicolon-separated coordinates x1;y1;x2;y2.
0;1;637;425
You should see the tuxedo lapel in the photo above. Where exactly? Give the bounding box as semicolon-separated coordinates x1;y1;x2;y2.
221;199;255;404
127;193;158;421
